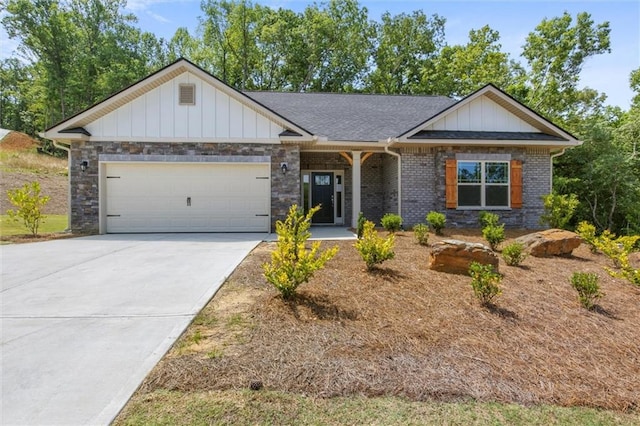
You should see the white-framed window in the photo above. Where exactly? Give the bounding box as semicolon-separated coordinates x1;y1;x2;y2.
457;161;510;208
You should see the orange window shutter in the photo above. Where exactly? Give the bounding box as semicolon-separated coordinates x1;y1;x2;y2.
511;160;523;208
445;159;457;209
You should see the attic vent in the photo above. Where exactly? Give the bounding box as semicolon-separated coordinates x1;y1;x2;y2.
179;84;195;105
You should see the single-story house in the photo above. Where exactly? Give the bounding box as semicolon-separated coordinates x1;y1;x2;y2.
42;58;580;234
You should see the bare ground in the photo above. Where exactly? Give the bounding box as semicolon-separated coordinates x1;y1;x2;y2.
1;132;68;215
138;231;640;412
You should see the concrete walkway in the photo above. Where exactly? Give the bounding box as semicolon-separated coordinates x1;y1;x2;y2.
1;233;263;426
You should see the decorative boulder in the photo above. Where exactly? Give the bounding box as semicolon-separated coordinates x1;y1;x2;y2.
515;229;582;257
429;239;499;275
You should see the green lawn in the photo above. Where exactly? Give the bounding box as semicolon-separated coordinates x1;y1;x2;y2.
115;390;639;426
0;214;68;236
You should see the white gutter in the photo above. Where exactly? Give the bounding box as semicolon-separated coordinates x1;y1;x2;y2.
385;138;402;218
549;148;567;193
52;140;72;232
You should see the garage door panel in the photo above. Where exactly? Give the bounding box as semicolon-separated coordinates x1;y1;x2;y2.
105;163;270;233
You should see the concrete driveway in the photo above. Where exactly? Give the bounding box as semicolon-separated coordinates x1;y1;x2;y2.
1;233;264;426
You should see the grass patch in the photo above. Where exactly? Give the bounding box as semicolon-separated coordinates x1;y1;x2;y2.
115;390;639;426
0;214;67;236
0;150;67;176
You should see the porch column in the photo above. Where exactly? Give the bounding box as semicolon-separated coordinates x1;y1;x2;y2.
351;151;361;227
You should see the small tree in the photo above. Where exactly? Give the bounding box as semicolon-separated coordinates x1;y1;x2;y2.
6;181;50;236
263;205;338;299
426;211;446;235
381;213;403;233
540;193;579;229
354;220;395;270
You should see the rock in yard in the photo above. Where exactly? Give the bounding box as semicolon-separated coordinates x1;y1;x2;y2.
429;239;499;275
516;229;582;257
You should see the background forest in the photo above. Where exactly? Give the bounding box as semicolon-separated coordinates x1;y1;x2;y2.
1;0;638;234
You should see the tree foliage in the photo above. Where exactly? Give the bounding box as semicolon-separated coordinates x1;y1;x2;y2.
2;1;636;234
6;181;50;236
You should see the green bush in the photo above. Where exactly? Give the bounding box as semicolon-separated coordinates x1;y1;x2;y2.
426;211;446;235
594;230;640;287
576;221;598;253
570;272;602;310
381;213;403;233
539;193;579;229
478;211;500;227
6;181;50;236
502;242;527;266
356;212;366;239
468;262;502;305
354;220;395;270
263;205;339;299
413;223;429;246
482;224;505;251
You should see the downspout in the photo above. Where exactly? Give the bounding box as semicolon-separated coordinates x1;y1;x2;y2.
53;140;72;232
385;138;402;218
549;148;567;193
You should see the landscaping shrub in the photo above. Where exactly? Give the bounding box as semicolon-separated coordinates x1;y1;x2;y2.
263;205;339;299
426;211;446;235
354;220;395;270
576;221;598;253
468;262;502;306
539;193;579;229
482;224;505;251
381;213;403;233
478;211;500;227
356;212;366;239
6;181;50;236
595;230;640;286
413;223;429;246
570;272;602;310
502;242;527;266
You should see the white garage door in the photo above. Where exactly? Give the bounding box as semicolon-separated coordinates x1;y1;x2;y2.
104;162;270;233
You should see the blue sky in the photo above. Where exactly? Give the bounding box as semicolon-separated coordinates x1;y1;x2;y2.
2;0;638;109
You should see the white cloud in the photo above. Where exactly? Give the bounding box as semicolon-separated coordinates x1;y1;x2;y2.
146;10;171;24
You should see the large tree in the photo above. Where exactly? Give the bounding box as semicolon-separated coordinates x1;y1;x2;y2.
521;11;611;123
367;10;445;94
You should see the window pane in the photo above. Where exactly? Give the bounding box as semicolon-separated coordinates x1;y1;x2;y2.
486;185;509;206
458;185;481;206
314;175;331;185
485;162;508;183
458;162;481;183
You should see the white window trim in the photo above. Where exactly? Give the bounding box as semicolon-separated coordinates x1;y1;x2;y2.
457;160;511;210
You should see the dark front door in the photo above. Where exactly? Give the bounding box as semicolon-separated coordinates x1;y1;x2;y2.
311;172;334;223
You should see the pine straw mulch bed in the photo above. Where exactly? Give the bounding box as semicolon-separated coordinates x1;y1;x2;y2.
139;230;640;412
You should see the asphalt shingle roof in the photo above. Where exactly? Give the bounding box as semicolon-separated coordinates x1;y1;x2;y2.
245;91;456;142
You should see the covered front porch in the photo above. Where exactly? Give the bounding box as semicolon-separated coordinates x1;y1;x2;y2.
299;150;400;227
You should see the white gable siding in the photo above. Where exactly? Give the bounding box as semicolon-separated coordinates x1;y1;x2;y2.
426;95;538;132
85;71;285;140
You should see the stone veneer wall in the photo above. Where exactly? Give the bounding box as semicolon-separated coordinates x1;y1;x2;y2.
69;142;300;233
432;146;550;228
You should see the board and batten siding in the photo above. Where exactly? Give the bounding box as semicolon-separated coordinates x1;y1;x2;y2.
84;71;285;140
425;95;538;132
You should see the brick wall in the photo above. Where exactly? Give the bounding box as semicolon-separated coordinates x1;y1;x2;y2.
382;154;399;217
69;142;300;233
400;148;437;228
